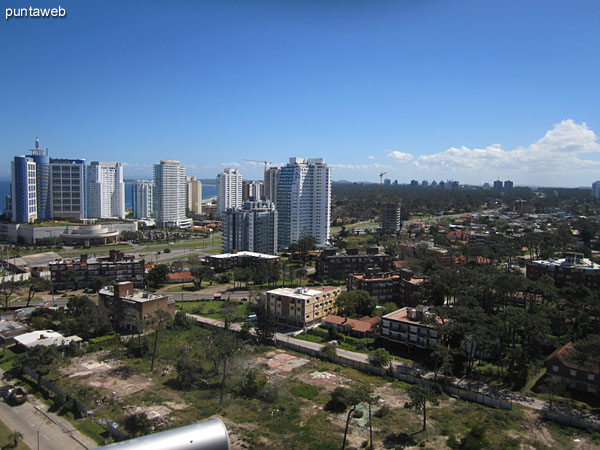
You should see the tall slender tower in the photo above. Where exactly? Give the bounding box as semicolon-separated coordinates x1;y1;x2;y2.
186;176;203;215
30;137;51;219
277;157;331;249
87;161;125;219
49;157;86;220
11;155;37;223
132;180;154;219
153;160;191;228
216;168;242;217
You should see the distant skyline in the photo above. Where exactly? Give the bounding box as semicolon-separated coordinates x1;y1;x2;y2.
2;1;599;186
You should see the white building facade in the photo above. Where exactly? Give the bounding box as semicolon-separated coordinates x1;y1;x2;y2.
132;180;154;219
153;160;192;228
277;157;331;249
86;161;125;219
216;168;242;217
186;176;203;215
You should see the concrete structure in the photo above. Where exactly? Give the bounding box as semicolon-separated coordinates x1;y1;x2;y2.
132;179;154;219
50;250;145;289
381;306;441;349
526;252;600;288
60;223;120;246
206;251;279;272
0;221;138;245
381;201;402;234
242;180;263;201
546;342;599;396
87;161;125;219
347;270;403;303
222;199;277;254
50;157;86;220
153;160;192;228
265;286;341;328
316;248;391;280
277;157;331;249
216;168;242;217
2;251;61;279
186;176;203;215
14;330;82;350
99;282;175;333
10;155;37;223
0;321;29;346
264;166;280;204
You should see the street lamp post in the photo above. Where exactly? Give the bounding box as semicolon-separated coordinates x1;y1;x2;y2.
38;419;48;450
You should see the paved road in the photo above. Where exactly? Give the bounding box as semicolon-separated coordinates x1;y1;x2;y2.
0;371;96;450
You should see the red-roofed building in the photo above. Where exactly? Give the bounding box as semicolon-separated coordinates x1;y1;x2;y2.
322;315;380;338
545;342;599;396
167;271;195;283
446;230;468;241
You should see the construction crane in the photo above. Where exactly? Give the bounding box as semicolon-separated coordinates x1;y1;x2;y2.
244;159;272;172
379;171;388;185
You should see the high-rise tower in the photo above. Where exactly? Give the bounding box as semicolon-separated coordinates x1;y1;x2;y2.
216;168;242;217
277;157;331;249
87;161;125;219
153;160;191;228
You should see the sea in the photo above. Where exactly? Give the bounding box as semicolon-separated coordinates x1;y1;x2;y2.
0;179;217;211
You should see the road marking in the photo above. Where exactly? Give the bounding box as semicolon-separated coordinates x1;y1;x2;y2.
28;420;35;427
43;434;50;441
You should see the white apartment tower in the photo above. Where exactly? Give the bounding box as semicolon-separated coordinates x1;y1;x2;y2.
153;160;192;228
86;161;125;219
186;176;203;215
277;157;331;249
216;168;242;217
132;180;154;219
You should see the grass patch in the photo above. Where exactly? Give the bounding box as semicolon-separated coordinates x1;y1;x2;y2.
176;300;248;320
0;418;31;449
291;383;320;400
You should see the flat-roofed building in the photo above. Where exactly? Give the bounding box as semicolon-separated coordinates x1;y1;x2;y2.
347;270;402;303
265;286;341;328
99;281;175;333
381;306;442;349
316;248;391;280
206;251;279;272
51;250;145;290
526;252;600;288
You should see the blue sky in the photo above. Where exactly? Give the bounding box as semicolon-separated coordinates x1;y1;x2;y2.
1;0;599;186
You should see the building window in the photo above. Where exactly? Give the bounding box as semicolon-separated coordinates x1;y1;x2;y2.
570;369;577;377
552;365;559;373
588;374;595;381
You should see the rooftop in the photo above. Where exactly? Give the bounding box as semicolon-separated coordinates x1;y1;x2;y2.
99;285;166;303
267;286;338;300
209;251;278;259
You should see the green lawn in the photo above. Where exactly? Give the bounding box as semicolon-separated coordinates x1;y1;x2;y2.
176;299;249;319
0;419;30;449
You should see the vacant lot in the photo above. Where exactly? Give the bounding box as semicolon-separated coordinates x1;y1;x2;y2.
26;323;600;450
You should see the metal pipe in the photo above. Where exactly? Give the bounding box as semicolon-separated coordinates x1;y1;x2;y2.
95;418;230;450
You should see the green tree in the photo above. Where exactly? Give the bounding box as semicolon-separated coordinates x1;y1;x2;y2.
457;423;489;450
150;310;173;371
175;358;206;390
404;385;441;432
124;412;153;437
0;280;19;311
335;291;377;318
191;265;214;288
208;329;242;404
146;264;169;289
255;308;277;343
25;277;52;307
368;348;391;369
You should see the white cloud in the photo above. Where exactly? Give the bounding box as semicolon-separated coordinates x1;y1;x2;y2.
330;163;392;171
416;120;600;184
368;155;375;160
387;151;414;163
221;162;241;167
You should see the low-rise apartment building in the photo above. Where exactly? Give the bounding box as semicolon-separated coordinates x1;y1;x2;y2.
545;342;599;396
99;281;175;333
50;250;145;290
264;286;341;328
206;251;279;272
381;305;441;349
347;270;403;303
526;252;600;288
316;248;391;280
